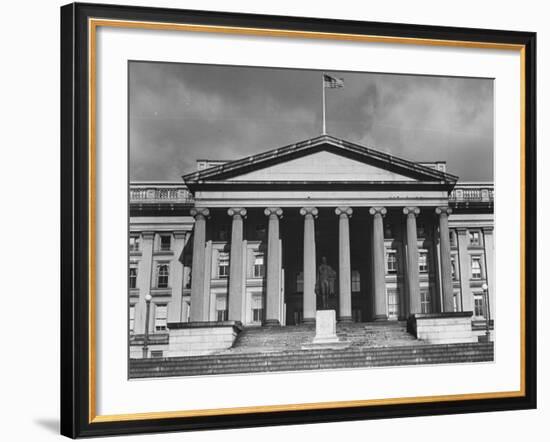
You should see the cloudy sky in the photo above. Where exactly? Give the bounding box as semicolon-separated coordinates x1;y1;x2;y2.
129;62;493;181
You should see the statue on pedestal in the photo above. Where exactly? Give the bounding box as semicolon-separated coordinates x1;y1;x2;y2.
316;256;336;310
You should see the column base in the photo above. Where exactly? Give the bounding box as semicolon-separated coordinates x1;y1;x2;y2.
263;319;281;327
302;317;316;324
338;316;353;323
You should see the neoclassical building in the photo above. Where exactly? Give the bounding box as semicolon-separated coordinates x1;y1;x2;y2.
129;135;494;358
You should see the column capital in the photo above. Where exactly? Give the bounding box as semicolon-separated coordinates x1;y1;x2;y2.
300;207;318;218
335;206;353;218
435;206;452;216
369;206;387;217
173;230;187;239
227;207;247;219
264;207;283;218
403;206;420;216
190;208;210;220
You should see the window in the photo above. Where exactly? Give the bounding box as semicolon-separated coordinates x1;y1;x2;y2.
420;289;432;313
129;266;138;289
129;305;135;332
419;250;428;273
469;230;481;246
384;224;393;239
129;235;140;252
218;252;229;278
450;255;458;281
386;250;398;274
156;264;169;288
387;289;400;318
293;310;303;325
218;225;229;241
216;296;227;322
154;305;167;331
417;223;426;238
253;254;265;278
151;350;163;358
471;257;482;279
453;291;460;312
252;296;263;322
296;272;304;292
159;234;171;251
351;270;361;292
255;224;266;240
449;230;457;247
474;294;485;318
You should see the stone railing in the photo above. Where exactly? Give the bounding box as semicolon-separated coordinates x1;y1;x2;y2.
449;182;494;203
130;182;194;205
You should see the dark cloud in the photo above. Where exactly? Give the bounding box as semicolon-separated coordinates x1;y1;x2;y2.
130;62;493;181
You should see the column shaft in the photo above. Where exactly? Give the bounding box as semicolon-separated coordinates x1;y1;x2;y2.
228;208;247;322
168;231;187;323
336;207;353;321
371;207;387;320
189;209;209;322
301;207;318;323
265;208;283;325
437;207;454;312
404;207;421;315
134;232;154;334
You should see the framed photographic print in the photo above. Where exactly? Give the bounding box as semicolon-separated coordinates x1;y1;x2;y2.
60;2;537;438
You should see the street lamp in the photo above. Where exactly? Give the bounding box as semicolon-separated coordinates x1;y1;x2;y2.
481;282;490;342
143;294;152;358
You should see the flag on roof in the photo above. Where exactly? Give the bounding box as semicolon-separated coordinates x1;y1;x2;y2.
323;74;344;89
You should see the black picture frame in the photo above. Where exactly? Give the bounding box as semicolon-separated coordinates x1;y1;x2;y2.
60;2;537;438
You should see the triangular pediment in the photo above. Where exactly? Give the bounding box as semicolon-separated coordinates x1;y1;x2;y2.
227;150;417;182
182;135;458;185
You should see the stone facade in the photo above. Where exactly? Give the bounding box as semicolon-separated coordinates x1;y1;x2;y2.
129;136;494;358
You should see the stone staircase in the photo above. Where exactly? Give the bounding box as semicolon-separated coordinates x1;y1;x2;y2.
129;321;493;378
129;342;494;378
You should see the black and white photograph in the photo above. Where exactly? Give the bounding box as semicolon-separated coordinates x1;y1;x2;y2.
127;62;495;378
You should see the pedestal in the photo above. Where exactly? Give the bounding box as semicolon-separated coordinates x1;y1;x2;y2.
302;310;348;350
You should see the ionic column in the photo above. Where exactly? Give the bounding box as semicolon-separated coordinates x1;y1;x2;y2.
482;226;495;321
189;209;210;322
403;207;421;315
300;207;318;323
168;231;187;323
370;207;387;320
436;207;454;312
336;207;353;322
264;208;283;326
228;208;247;322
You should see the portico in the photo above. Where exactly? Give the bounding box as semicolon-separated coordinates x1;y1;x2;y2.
183;135;459;327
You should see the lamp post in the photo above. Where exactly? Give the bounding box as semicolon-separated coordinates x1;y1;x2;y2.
481;282;490;342
143;294;152;358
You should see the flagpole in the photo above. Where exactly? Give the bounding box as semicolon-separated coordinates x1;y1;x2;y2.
322;75;326;135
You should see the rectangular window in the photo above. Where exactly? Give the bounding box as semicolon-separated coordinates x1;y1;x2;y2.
417;223;426;238
351;270;361;292
450;255;458;281
253;254;265;278
156;264;169;288
420;289;432;313
218;252;229;278
469;230;481;246
386;250;398;274
296;272;304;292
419;250;428;273
154;305;167;331
474;294;485;317
150;350;163;358
252;295;263;322
129;235;140;252
471;257;482;279
387;289;400;318
255;224;267;240
216;296;227;322
129;305;135;332
449;230;457;247
218;225;229;241
129;266;138;289
384;224;393;239
293;310;303;325
453;292;458;312
159;234;171;251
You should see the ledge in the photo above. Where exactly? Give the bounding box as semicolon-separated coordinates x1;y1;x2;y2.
167;320;243;331
411;312;473;320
